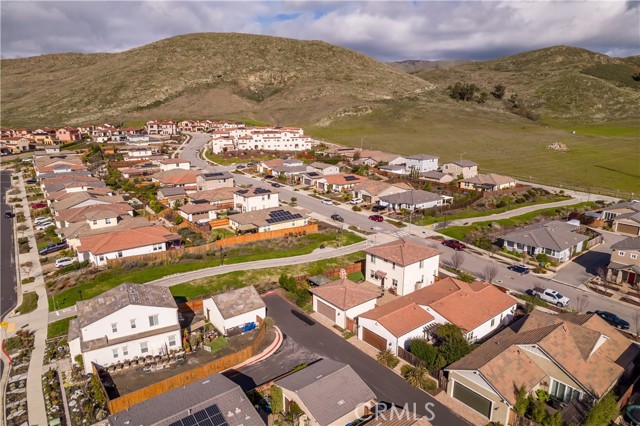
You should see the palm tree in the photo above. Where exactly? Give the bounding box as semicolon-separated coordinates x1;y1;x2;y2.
403;366;428;389
376;349;396;367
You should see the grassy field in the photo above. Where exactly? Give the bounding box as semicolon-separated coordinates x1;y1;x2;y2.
169;252;365;301
15;292;38;315
48;316;76;339
440;201;597;240
205;150;276;166
48;230;364;311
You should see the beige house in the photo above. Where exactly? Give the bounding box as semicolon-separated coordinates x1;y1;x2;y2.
445;310;639;426
196;171;234;191
350;180;409;204
309;277;380;329
228;206;309;233
613;213;640;236
441;160;478;179
459;173;516;191
607;236;640;286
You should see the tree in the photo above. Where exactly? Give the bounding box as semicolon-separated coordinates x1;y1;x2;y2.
483;264;499;283
542;410;563;426
575;294;589;313
450;251;466;270
583;393;619;426
436;324;474;364
491;84;506;99
376;349;399;368
513;386;529;415
270;385;283;414
410;339;438;366
447;82;480;101
633;310;640;339
290;197;297;206
402;366;429;389
530;400;547;423
633;72;640;82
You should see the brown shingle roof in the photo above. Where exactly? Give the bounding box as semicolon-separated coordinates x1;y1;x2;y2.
365;238;442;266
77;225;180;255
55;203;133;223
310;278;380;311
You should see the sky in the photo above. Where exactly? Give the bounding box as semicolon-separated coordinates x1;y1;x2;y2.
1;1;639;61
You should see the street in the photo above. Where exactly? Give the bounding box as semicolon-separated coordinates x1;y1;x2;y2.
1;170;18;318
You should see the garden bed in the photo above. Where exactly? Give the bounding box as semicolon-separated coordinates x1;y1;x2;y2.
42;367;66;426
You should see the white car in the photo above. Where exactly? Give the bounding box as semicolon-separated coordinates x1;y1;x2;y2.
34;216;52;224
36;222;55;231
322;199;333;205
55;257;76;268
350;198;364;205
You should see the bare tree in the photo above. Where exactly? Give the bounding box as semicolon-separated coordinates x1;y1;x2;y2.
633;310;640;339
20;261;33;278
450;251;466;270
575;294;589;313
595;265;608;294
483;264;500;283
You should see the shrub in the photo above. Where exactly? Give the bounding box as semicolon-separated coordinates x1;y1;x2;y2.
514;386;529;415
376;349;400;368
74;354;84;370
183;253;204;260
352;205;362;212
264;317;275;329
270;385;283;414
410;338;438;366
436;324;474;365
583;393;619;426
400;364;413;377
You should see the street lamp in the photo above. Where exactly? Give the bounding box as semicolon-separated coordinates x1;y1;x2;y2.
220;247;225;265
77;288;83;301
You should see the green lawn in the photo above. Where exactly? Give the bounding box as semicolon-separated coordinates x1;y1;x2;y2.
48;316;76;339
15;292;38;315
205;150;276;166
440;202;597;240
49;231;364;311
170;252;365;301
347;271;365;282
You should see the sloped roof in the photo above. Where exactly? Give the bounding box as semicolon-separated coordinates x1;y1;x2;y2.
179;203;217;214
380;190;444;206
158;187;187;197
365;238;441;266
462;173;515;186
52;192;125;211
188;187;237;203
309;161;336;170
152;169;200;185
234;186;279;197
310;278;380;310
322;174;368;185
211;286;265;319
77;225;180;255
501;220;590;252
376;303;435;337
352;180;407;197
407;154;438;161
55;203;133;223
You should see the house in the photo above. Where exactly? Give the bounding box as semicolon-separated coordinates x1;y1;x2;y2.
379;190;452;211
421;171;455;184
310;277;380;329
59;210;151;250
146;120;178;135
317;174;368;192
51;192;125;212
612;212;640;236
500;220;591;263
378;164;410;175
158;158;191;171
0;136;35;153
196;171;234;191
351;180;410;204
178;203;218;223
459;173;516;191
391;154;439;173
275;359;376;426
307;161;340;176
607;237;640;286
76;225;182;266
108;373;265;426
601;200;640;222
299;171;324;188
157;187;188;208
233;187;279;212
68;283;180;374
56;127;81;142
203;286;266;335
54;203;135;228
228;206;310;233
445;310;640;426
354;150;402;167
187;187;236;210
365;239;442;296
358;277;517;353
151;169;201;191
441;160;478;179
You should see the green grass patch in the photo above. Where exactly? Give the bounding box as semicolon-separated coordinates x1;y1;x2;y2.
388;220;407;228
210;228;235;240
205;149;276;166
15;291;38;315
48;316;76;339
49;231;364;311
440;202;597;240
347;271;364;282
581;64;640;89
204;336;228;353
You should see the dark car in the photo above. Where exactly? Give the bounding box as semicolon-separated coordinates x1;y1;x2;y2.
30;202;48;210
38;241;69;256
507;264;530;274
371;205;386;212
4;211;15;219
265;174;275;179
442;239;466;250
369;214;384;222
235;165;246;169
25;179;37;185
271;183;282;188
589;310;630;330
331;214;344;222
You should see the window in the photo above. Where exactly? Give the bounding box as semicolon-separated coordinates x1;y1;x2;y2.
111;323;118;333
148;315;159;327
419;260;424;268
168;335;176;347
370;255;376;264
112;349;118;359
491;318;495;327
550;379;579;403
392;279;398;287
117;251;123;258
92;220;98;225
130;319;136;329
392;263;396;270
370;270;376;279
140;342;149;354
631;253;638;260
619;251;626;257
105;218;112;225
122;346;128;356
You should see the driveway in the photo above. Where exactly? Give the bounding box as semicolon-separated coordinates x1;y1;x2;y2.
252;294;470;425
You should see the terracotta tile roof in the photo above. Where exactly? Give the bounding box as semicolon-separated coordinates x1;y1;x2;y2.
77;225;180;255
188;187;237;203
152;169;200;185
377;303;435;337
352;180;407;196
365;238;442;266
159;158;189;165
263;159;284;168
310;278;380;311
322;174;368;186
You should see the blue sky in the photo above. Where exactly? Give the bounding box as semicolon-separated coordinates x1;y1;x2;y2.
1;1;638;60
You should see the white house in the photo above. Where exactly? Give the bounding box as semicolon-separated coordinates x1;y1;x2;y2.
358;278;517;354
146;120;178;135
158;158;191;171
379;190;452;211
233;187;279;212
178;204;218;223
306;162;340;176
351;181;410;204
459;173;516;191
76;225;182;266
309;277;380;329
441;160;478;179
68;283;180;374
391;154;439;173
365;239;442;296
203;286;266;335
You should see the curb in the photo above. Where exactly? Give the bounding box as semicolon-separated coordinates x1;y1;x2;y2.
229;326;283;371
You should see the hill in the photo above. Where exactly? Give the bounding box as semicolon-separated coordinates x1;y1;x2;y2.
413;46;640;121
387;59;472;73
0;33;430;127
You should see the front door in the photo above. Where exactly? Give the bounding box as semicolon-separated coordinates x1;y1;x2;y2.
628;272;637;284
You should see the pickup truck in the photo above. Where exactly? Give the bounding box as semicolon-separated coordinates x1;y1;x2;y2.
530;287;570;307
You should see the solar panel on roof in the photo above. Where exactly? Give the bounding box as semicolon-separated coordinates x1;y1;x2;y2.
169;404;229;426
344;175;358;181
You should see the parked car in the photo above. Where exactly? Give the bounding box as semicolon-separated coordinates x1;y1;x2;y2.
4;210;15;219
34;216;52;224
507;264;530;274
350;198;363;205
55;257;76;268
588;310;630;330
369;214;384;222
371;205;386;212
531;287;570;307
331;214;344;222
442;239;466;250
25;179;37;185
30;202;48;210
322;199;333;205
271;183;282;188
235;165;246;169
35;222;55;231
265;174;275;179
39;241;68;255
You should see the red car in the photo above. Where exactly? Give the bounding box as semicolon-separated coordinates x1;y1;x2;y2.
30;203;48;210
442;239;466;250
369;214;384;222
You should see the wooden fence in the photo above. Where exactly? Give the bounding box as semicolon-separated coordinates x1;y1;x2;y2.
294;260;364;282
106;223;319;267
104;318;266;414
208;217;230;228
397;347;444;388
177;300;203;314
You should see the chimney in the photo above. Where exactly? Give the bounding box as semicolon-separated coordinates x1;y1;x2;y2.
339;268;347;279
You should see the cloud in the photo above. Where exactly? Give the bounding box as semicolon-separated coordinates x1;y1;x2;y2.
1;1;638;60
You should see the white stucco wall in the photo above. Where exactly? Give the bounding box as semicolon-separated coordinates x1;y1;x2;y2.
84;241;167;266
234;193;279;212
312;296;377;329
203;298;265;334
366;254;439;296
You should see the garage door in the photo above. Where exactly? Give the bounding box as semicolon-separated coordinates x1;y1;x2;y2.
616;223;640;236
362;327;387;352
316;300;336;322
452;381;492;419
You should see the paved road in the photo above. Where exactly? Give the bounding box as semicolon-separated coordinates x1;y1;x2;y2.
1;170;18;318
254;294;469;425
